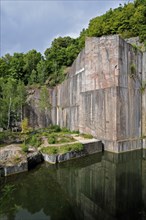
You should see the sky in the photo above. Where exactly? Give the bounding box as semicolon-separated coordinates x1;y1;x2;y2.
0;0;133;57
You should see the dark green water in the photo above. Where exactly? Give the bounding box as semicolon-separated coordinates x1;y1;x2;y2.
0;150;146;220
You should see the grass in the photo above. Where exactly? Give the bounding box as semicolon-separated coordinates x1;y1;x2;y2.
47;133;75;144
0;131;29;145
41;143;84;155
80;133;93;139
0;126;93;152
21;143;29;152
13;155;22;163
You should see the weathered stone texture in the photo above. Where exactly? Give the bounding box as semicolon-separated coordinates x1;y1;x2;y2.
142;53;146;148
117;37;142;143
84;36;119;92
53;35;143;152
26;35;145;152
24;88;52;128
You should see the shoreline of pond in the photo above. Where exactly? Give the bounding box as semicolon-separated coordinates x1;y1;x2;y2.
0;139;102;177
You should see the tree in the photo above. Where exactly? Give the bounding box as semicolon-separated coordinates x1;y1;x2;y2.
39;85;51;126
0;58;9;78
29;69;37;85
44;36;79;86
23;49;42;84
0;78;26;129
37;59;47;85
2;78;17;129
9;53;25;80
16;80;26;122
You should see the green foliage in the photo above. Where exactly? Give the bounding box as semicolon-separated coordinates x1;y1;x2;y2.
130;63;136;79
21;143;29;152
48;125;61;132
48;135;56;144
0;77;26;129
61;127;70;132
44;36;80;86
140;80;146;93
41;142;83;155
9;53;25;80
26;135;41;148
39;85;51;111
47;132;75;144
29;135;37;145
0;184;16;216
21;118;29;133
0;131;23;145
23;49;42;85
39;85;51;126
72;130;80;134
81;133;93;139
0;132;7;144
84;0;146;43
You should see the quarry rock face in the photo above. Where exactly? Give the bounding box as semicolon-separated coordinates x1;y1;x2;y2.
25;35;146;153
24;88;52;128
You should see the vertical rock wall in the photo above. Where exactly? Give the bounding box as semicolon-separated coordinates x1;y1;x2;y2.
52;35;143;152
142;53;146;148
24;89;52;128
26;35;144;152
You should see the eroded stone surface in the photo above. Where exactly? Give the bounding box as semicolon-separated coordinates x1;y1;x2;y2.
24;35;145;152
0;145;26;165
0;145;43;176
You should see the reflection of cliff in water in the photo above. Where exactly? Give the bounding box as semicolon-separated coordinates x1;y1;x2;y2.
142;150;146;215
0;150;145;220
55;150;142;220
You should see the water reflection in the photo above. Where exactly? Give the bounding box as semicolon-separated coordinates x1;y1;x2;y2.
55;150;142;220
0;150;145;220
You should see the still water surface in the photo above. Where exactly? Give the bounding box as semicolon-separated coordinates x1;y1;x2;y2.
0;150;146;220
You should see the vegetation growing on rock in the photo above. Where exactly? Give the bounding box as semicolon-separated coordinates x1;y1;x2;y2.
41;143;84;155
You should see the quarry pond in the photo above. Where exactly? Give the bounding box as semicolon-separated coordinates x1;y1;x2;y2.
0;150;146;220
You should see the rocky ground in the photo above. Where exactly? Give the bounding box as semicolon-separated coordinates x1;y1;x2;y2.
0;128;101;176
0;144;26;166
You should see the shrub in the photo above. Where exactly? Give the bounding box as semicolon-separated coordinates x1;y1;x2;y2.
21;143;29;152
71;130;80;134
61;127;70;132
41;143;83;155
42;146;58;154
21;118;29;133
48;136;56;144
48;125;61;132
26;135;41;148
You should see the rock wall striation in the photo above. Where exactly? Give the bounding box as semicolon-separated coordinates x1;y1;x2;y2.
25;35;145;153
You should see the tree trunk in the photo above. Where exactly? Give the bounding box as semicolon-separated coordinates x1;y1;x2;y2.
7;97;12;130
21;104;23;122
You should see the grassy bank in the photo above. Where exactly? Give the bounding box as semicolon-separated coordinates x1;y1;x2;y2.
41;143;84;155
